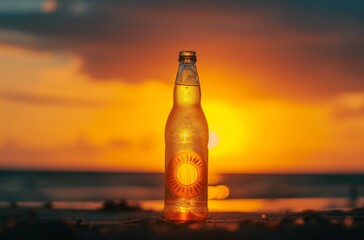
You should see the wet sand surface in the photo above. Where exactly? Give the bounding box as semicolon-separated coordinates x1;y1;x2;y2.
1;207;364;239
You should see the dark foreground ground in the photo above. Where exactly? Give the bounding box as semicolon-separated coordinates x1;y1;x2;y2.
1;204;364;240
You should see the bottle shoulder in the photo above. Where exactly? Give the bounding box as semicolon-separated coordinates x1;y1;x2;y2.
166;106;208;133
166;105;207;123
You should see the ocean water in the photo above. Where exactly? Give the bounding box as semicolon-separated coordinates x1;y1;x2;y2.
1;170;363;212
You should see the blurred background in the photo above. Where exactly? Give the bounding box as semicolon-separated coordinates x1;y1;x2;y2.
0;0;364;212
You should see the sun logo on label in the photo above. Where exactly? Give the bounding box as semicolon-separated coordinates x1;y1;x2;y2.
167;151;206;198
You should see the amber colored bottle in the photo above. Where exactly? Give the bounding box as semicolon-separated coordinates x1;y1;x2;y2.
164;51;209;221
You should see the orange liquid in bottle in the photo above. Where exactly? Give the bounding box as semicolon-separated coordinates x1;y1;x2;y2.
164;51;208;222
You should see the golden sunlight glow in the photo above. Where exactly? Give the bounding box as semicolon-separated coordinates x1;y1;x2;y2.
141;198;348;213
208;131;219;149
1;45;364;173
208;185;230;200
42;0;58;13
176;163;198;185
204;101;248;157
178;207;188;221
181;130;189;143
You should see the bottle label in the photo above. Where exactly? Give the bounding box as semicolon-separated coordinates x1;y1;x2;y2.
166;151;207;198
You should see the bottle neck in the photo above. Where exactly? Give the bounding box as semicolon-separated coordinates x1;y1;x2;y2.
174;62;201;106
175;62;200;86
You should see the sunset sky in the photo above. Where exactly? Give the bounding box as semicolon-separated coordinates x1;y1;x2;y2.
0;0;364;173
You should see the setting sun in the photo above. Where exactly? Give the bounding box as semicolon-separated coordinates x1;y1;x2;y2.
208;131;219;149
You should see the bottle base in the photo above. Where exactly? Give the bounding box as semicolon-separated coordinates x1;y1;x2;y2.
164;207;208;222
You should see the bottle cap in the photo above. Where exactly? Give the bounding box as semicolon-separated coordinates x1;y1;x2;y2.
179;51;197;62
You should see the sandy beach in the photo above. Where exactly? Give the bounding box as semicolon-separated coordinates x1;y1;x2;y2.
1;172;364;239
1;204;364;240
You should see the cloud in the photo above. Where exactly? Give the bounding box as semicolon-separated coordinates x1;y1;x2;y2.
0;90;112;108
332;92;364;119
0;136;135;171
0;0;363;99
334;106;364;119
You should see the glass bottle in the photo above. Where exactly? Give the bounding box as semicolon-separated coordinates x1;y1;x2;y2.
164;51;209;221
